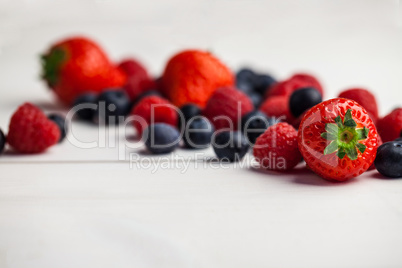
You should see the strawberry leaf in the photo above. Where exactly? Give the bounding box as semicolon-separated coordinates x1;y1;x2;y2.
324;141;338;155
345;146;358;160
321;132;337;140
356;143;367;154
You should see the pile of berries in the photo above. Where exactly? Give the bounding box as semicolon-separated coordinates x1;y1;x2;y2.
1;36;401;182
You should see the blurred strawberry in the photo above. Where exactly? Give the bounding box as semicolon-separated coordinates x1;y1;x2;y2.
162;50;234;108
41;36;126;105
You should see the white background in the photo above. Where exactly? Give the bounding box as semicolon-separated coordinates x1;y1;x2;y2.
0;0;402;267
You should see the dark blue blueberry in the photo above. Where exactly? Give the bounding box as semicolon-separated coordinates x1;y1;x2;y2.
48;114;67;143
236;80;254;95
395;137;402;142
289;87;322;117
97;89;131;125
254;74;276;95
236;68;256;85
183;117;214;149
72;93;98;121
241;111;276;144
212;131;249;162
248;92;263;108
374;141;402;178
236;68;257;95
178;103;202;131
0;128;6;154
143;123;180;154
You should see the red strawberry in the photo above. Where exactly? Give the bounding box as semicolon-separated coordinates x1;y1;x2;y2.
131;96;178;136
41;36;127;105
203;86;253;130
368;135;382;170
338;88;379;124
298;98;379;181
118;58;156;101
267;73;323;99
162;50;234;108
377;108;402;142
253;122;302;170
8;103;60;154
259;96;295;123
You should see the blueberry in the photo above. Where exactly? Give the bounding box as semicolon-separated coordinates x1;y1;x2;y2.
236;68;256;88
72;93;98;121
183;117;214;149
212;131;249;162
236;68;256;85
178;103;202;131
248;92;263;108
48;114;67;143
0;128;6;154
254;74;276;95
374;141;402;178
241;111;276;144
236;80;254;95
97;89;131;124
395;137;402;142
289;87;322;117
143;123;180;154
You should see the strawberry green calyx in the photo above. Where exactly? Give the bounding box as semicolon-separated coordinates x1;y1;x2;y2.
40;48;66;88
321;109;369;160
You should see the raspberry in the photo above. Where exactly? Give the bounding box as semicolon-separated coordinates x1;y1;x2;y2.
8;103;60;153
266;73;323;99
130;96;178;136
377;108;402;142
290;73;323;94
203;86;253;130
259;96;295;123
291;111;308;130
162;50;234;108
118;58;156;101
253;122;301;170
338;88;379;124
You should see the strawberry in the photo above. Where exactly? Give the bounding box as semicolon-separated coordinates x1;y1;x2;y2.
377;108;402;142
253;122;302;170
118;58;157;101
368;135;382;170
8;103;60;154
338;88;379;124
41;36;126;105
298;98;379;181
161;50;234;108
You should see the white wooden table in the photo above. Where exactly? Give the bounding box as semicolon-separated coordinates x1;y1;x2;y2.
1;1;402;267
